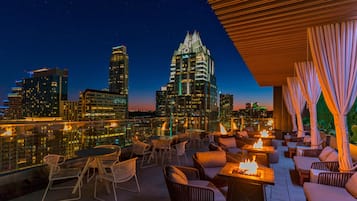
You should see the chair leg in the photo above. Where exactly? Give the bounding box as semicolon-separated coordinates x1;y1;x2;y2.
41;181;52;201
94;176;105;201
135;174;141;192
112;182;118;201
87;167;96;183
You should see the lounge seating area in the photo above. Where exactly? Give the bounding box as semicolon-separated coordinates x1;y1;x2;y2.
303;172;357;201
293;146;339;185
10;136;312;201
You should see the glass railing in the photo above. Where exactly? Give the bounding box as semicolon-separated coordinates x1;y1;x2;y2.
0;116;272;174
0;118;163;174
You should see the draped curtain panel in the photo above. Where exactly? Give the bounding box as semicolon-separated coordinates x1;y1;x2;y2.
308;20;357;171
295;61;322;148
287;77;306;137
282;84;297;132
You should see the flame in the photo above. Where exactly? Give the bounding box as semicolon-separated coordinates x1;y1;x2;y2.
253;138;263;149
260;129;269;137
239;158;258;175
161;121;167;131
219;123;227;135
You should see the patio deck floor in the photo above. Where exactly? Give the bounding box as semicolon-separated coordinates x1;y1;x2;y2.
10;140;306;201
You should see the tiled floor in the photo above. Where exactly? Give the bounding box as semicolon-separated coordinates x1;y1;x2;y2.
10;140;306;201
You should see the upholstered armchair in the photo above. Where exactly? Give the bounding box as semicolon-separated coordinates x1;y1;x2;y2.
304;172;357;201
217;137;241;154
192;151;227;187
163;165;226;201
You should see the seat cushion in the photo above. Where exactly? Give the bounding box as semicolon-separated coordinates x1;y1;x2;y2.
203;167;222;180
196;151;226;168
345;172;357;198
227;147;242;154
304;182;355;201
188;180;226;201
318;146;335;161
309;169;329;183
293;156;320;171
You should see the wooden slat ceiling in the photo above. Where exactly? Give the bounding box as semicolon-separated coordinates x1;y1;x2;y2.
208;0;357;86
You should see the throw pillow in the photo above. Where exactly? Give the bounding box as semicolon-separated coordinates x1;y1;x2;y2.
325;151;338;162
167;165;188;184
318;146;335;161
346;172;357;198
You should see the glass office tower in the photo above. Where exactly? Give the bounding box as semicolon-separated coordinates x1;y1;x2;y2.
22;68;68;117
156;31;218;131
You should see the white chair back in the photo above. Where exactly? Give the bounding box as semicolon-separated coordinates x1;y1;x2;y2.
95;144;121;161
132;140;151;155
43;154;65;178
175;140;188;156
111;157;138;183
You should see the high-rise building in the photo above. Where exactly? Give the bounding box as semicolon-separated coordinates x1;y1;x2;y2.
155;87;168;117
109;45;128;118
22;68;68;117
109;45;128;96
78;89;127;121
4;80;23;119
219;93;233;121
156;31;218;130
61;100;79;121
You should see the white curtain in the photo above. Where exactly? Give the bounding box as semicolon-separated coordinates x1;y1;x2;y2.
287;77;306;137
295;61;322;148
282;84;297;132
308;21;357;171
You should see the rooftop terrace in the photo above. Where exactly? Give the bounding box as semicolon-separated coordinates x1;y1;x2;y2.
9;140;306;201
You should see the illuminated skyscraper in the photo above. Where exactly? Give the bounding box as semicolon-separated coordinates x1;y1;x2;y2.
78;89;127;121
109;45;128;96
156;31;218;130
109;45;128;118
22;68;68;117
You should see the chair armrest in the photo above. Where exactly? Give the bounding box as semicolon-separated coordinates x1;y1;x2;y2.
311;161;339;171
317;172;354;187
58;155;66;166
218;143;229;151
302;149;322;157
192;154;206;180
171;182;215;200
226;152;243;163
175;166;200;180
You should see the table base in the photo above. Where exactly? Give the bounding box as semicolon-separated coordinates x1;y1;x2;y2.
226;179;267;201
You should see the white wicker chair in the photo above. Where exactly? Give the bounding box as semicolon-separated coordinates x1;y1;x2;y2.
94;157;140;201
86;144;121;182
131;139;152;168
173;140;188;165
41;154;81;201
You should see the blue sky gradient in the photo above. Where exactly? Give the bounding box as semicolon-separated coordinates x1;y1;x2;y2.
0;0;272;111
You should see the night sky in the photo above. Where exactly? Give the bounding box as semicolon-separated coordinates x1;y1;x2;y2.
0;0;272;111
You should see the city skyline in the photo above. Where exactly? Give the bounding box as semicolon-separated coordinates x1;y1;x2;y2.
0;0;273;111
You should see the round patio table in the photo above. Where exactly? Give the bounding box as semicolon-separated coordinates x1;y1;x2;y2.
72;147;116;194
